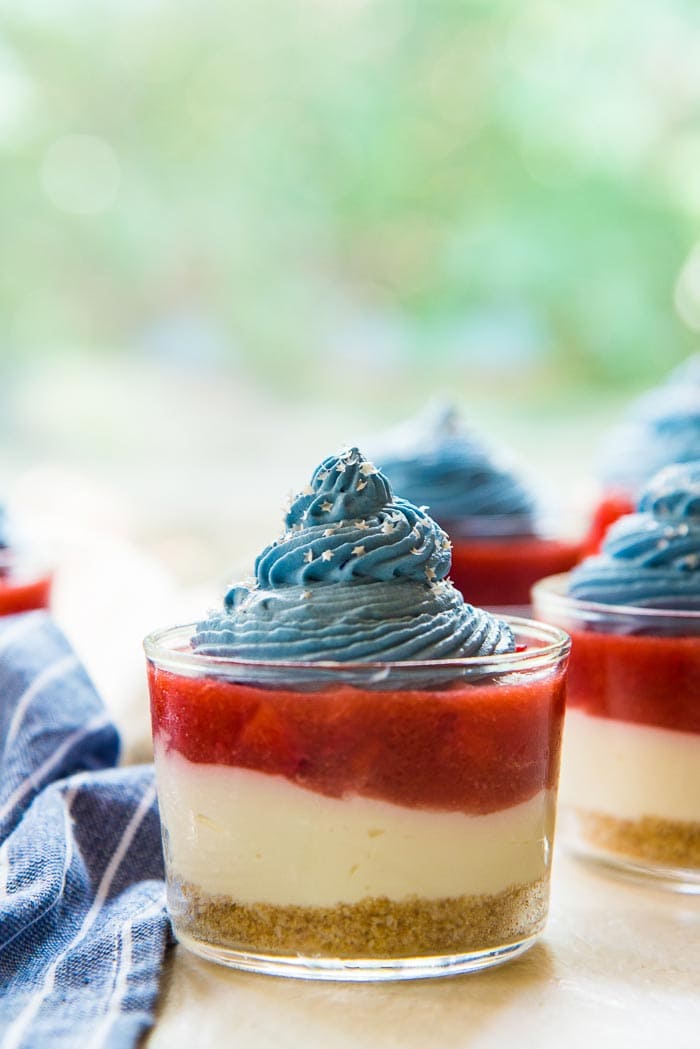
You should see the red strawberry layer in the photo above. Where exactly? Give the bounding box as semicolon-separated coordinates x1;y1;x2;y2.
0;574;52;616
449;536;583;607
567;628;700;734
148;662;566;815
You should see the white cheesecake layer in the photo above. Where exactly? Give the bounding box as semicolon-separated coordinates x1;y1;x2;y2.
154;747;554;907
560;709;700;823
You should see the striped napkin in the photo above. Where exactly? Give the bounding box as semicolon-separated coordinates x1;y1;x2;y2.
0;612;171;1048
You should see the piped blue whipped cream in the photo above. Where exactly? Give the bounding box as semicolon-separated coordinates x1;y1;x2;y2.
193;447;515;661
569;461;700;609
601;379;700;495
372;403;535;533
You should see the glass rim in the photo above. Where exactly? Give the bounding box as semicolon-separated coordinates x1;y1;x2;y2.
532;572;700;621
143;615;570;677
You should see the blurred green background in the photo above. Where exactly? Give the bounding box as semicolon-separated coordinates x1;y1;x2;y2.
2;0;700;558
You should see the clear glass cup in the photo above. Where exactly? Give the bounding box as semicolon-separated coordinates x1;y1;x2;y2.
533;574;700;893
0;549;52;616
144;617;570;981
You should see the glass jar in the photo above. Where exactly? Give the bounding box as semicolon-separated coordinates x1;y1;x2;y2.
145;618;569;980
533;574;700;893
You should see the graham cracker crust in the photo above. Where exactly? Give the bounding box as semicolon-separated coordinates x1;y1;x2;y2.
576;810;700;869
168;877;548;958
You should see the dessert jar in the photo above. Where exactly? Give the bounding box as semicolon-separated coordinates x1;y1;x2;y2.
584;379;700;554
145;617;569;981
533;574;700;891
372;403;582;611
0;549;52;616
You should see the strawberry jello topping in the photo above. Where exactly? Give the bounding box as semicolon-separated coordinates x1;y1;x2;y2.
149;663;565;815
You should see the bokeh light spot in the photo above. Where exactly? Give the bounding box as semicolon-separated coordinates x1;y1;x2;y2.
40;134;121;215
674;243;700;332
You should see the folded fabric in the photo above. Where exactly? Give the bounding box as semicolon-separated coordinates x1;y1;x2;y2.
0;611;171;1049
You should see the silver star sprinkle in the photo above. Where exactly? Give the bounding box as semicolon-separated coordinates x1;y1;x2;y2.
356;519;369;531
356;480;367;491
320;501;333;512
425;566;436;581
321;549;333;561
352;545;366;556
359;462;378;476
304;551;314;563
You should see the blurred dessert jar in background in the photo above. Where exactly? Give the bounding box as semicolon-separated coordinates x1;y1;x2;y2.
372;403;582;611
533;460;700;890
0;501;52;616
145;448;570;980
584;354;700;554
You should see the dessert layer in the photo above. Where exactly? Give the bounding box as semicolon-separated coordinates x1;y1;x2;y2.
0;574;51;616
149;665;565;814
170;876;548;958
566;628;700;734
561;709;700;823
155;749;555;907
572;810;700;870
450;536;581;608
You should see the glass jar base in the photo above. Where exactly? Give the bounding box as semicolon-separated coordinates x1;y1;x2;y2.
570;846;700;895
566;838;700;895
174;928;541;981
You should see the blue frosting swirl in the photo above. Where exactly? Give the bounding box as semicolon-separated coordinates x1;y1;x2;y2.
569;461;700;609
193;447;515;661
372;403;535;533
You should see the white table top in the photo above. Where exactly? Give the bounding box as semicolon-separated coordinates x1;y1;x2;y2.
146;851;700;1049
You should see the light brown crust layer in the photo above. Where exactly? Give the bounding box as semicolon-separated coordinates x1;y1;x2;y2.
168;878;548;958
575;810;700;869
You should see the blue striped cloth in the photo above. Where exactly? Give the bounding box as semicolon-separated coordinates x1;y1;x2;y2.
0;612;171;1048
